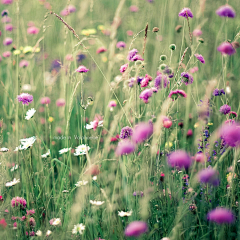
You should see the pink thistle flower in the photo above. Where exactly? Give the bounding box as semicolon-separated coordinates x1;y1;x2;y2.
3;37;12;46
178;8;193;18
194;54;205;63
5;24;13;31
17;93;33;105
220;122;240;147
198;168;220;186
139;88;153;103
1;0;13;5
0;218;7;228
67;5;76;13
13;222;17;228
207;208;235;224
40;97;51;105
127;49;138;61
1;16;11;23
108;100;117;108
162;117;172;128
129;5;139;12
56;98;65;107
125;221;148;237
60;9;69;16
11;197;27;208
2;51;11;58
120;63;128;73
75;65;89;73
132;54;144;61
192;29;202;37
27;26;39;35
96;47;107;54
216;4;236;18
116;41;126;48
140;74;152;87
19;60;29;68
217;42;236;55
187;129;193;137
168;89;187;100
132;122;153;144
115;139;135;156
167;150;192;169
195;152;205;163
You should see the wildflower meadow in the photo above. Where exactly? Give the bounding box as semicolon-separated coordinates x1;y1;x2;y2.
0;0;240;239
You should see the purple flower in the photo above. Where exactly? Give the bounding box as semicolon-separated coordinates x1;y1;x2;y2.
120;63;128;73
216;5;236;18
51;59;61;71
120;126;133;139
133;191;144;197
167;150;192;169
115;140;135;156
219;104;231;115
207;208;235;224
198;168;220;186
11;197;27;208
132;54;144;61
125;221;148;237
220;122;240;147
19;60;29;68
168;89;187;100
178;8;193;18
194;54;205;64
181;72;193;85
154;73;169;89
3;37;12;46
1;0;13;5
128;77;136;88
139;89;153;103
1;10;8;17
217;42;236;55
213;88;225;96
5;23;13;31
127;49;138;61
132;122;153;144
193;29;202;37
40;97;51;105
75;65;89;73
116;41;126;48
137;76;144;84
17;93;33;105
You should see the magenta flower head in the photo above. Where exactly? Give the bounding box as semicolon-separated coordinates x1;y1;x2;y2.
194;54;205;64
17;93;33;105
168;89;187;100
127;49;138;61
125;221;148;237
193;29;202;37
139;88;153;103
198;168;220;186
178;8;193;18
2;51;11;58
140;74;152;88
217;42;236;55
40;97;51;105
56;98;65;107
129;5;139;12
216;5;236;18
229;111;237;118
220;122;240;147
115;139;135;156
120;126;133;139
154;73;169;89
67;5;76;13
96;47;107;54
120;63;128;73
219;104;231;115
27;26;39;35
3;37;12;46
207;208;235;224
5;24;13;31
60;9;69;16
19;60;29;68
75;65;89;73
181;72;193;85
132;122;153;144
1;0;13;5
167;150;192;169
116;41;126;49
11;197;27;208
132;54;144;61
213;88;225;96
108;100;117;108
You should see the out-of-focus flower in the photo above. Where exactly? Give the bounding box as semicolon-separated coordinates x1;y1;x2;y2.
2;0;13;5
219;104;231;115
116;41;126;48
195;152;205;163
46;230;52;236
41;149;50;158
108;100;117;111
56;98;65;107
25;108;36;120
75;65;89;73
139;88;153;103
0;218;7;228
74;145;90;156
11;197;27;208
0;147;9;152
115;140;135;156
167;150;192;169
3;37;12;46
120;63;128;73
27;26;39;35
19;60;29;68
96;47;107;54
90;200;105;206
59;147;71;154
120;126;133;139
17;93;33;105
127;49;138;61
213;88;225;96
207;208;235;224
217;42;236;55
75;180;88;187
178;8;193;18
168;89;187;100
220;122;240;147
118;210;132;217
40;97;51;105
198;168;220;186
18;136;37;150
2;51;11;57
5;178;20;187
125;221;148;237
129;5;139;12
36;230;42;236
193;29;202;37
216;4;236;18
132;122;153;144
51;218;61;226
72;223;85;234
154;73;169;89
85;120;103;130
181;72;193;85
194;54;205;63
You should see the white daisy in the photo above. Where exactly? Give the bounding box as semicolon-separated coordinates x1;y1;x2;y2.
41;149;50;158
18;136;37;150
46;230;52;236
118;210;133;217
25;108;36;120
10;164;19;172
36;230;42;236
72;223;85;235
0;147;9;152
85;120;103;130
59;147;71;154
75;180;88;187
74;144;90;156
90;200;105;206
52;218;61;226
5;178;20;187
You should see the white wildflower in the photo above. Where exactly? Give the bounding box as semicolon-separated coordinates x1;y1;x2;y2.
85;120;103;130
36;230;42;236
18;136;37;150
92;176;97;181
118;210;133;217
0;147;9;152
46;230;52;236
59;147;71;154
25;108;36;120
5;178;20;187
90;200;105;206
52;218;61;226
74;144;90;156
41;149;50;158
75;180;88;187
72;223;85;235
10;164;19;172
